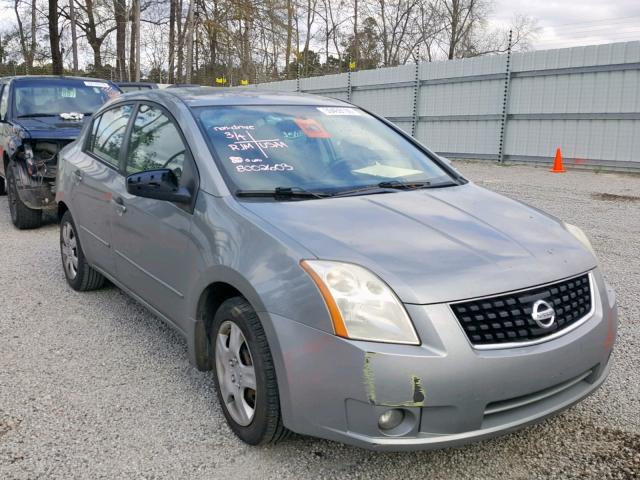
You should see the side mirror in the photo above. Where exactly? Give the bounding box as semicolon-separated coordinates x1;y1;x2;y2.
126;169;191;204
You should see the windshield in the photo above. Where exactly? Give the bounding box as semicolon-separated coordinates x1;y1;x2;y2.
195;105;455;195
13;79;120;117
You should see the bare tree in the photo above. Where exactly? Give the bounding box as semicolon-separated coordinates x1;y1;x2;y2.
438;0;485;60
49;0;63;74
0;0;540;84
320;0;346;64
465;14;538;56
353;0;358;65
114;0;127;80
176;0;185;81
168;0;177;82
69;0;79;72
129;0;141;80
184;0;195;82
13;0;37;72
370;0;422;66
70;0;118;73
300;0;318;75
284;0;294;77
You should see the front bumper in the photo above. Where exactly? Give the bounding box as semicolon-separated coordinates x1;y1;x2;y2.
264;269;617;451
10;161;56;210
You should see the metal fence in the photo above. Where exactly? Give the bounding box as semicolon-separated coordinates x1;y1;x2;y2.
256;41;640;172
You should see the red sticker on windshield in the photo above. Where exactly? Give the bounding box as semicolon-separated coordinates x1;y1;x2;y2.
293;118;330;138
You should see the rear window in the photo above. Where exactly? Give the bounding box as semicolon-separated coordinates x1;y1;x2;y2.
13;79;120;117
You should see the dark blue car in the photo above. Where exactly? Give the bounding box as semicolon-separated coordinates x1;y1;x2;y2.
0;76;120;228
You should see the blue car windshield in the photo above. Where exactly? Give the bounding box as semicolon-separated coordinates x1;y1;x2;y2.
195;105;455;193
13;79;120;117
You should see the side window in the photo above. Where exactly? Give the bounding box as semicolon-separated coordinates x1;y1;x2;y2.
125;104;187;180
88;104;133;167
0;85;8;120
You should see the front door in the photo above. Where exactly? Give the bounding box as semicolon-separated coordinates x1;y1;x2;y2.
69;103;133;276
110;103;199;324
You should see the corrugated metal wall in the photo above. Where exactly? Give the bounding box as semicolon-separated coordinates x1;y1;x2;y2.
254;41;640;171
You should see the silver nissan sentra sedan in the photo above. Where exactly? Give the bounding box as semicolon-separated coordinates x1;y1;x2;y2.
55;88;617;451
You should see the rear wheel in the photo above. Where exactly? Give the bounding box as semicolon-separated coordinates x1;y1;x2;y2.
60;210;105;291
211;297;289;445
6;161;42;229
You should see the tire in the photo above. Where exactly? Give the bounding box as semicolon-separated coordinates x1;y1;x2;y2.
211;297;289;445
60;210;105;291
6;161;42;229
0;175;6;195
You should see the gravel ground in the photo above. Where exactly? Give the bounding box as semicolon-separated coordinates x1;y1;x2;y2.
1;161;639;479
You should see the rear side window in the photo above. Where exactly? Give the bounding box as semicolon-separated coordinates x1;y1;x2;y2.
88;104;133;167
125;104;187;180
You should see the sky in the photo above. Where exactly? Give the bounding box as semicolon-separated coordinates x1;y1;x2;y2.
491;0;640;49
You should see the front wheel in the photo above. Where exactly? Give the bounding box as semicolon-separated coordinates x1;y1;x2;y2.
211;297;289;445
6;161;42;229
60;210;105;291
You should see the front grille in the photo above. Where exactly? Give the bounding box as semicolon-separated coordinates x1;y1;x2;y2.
451;273;592;347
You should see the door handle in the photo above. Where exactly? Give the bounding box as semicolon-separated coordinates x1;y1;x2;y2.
72;170;83;182
112;197;127;215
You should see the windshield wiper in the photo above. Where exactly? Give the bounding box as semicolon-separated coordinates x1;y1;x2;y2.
235;186;328;200
17;113;58;118
236;180;458;201
328;179;459;198
378;180;432;190
378;179;458;190
328;184;398;198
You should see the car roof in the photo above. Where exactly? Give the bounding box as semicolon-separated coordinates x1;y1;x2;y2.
117;81;157;87
5;75;117;84
119;87;351;108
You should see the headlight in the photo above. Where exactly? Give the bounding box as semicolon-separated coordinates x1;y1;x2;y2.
9;125;27;139
301;260;420;345
564;222;595;255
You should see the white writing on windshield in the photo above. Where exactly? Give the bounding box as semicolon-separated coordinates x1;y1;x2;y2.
223;130;288;158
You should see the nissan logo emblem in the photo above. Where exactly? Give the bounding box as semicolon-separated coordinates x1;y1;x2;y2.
531;299;556;329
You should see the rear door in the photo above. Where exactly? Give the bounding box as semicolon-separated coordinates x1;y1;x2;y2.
69;103;134;276
110;102;199;323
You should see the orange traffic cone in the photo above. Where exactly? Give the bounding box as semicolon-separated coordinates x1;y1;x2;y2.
550;148;566;173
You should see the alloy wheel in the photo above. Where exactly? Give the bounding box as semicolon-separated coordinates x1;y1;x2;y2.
215;320;257;426
61;221;79;280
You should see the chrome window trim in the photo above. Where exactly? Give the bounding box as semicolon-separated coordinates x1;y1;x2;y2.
449;270;596;350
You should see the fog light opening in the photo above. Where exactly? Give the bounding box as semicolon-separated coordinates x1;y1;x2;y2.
378;408;405;431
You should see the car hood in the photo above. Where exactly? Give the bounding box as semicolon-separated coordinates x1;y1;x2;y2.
15;117;86;140
240;183;596;304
